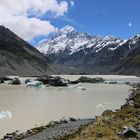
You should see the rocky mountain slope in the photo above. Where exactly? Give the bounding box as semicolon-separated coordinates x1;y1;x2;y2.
0;25;59;76
37;25;140;75
113;35;140;75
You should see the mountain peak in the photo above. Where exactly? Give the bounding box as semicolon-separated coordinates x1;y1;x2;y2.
37;25;123;56
59;25;76;34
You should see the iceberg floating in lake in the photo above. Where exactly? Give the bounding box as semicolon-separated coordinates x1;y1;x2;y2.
26;81;44;88
0;111;12;119
96;102;110;108
72;83;86;90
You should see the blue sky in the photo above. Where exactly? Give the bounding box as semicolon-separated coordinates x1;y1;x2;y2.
31;0;140;45
67;0;140;38
0;0;139;46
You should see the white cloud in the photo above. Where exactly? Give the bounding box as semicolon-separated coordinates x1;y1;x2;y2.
128;22;133;27
70;1;74;7
0;0;69;40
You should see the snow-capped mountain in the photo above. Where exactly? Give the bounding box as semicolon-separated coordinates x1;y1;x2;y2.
36;25;140;75
37;25;123;55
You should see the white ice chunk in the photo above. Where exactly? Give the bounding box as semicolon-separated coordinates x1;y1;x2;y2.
0;111;12;119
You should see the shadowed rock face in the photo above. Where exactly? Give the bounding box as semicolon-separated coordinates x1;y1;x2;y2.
0;25;56;76
112;35;140;75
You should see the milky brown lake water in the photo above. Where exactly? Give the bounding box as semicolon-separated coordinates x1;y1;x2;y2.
0;75;139;138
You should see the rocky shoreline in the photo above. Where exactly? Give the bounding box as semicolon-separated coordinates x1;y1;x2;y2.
1;118;94;140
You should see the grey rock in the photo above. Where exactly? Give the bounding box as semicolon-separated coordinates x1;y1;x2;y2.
36;75;68;87
122;126;138;138
75;76;105;83
0;76;13;81
0;78;4;83
10;78;21;85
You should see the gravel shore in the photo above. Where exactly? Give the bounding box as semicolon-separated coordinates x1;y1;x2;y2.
23;119;93;140
2;119;93;140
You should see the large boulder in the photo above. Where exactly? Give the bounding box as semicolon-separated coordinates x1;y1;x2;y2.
75;76;105;83
10;78;21;85
0;78;4;83
47;76;68;86
119;126;138;138
36;75;53;84
0;76;13;84
36;75;68;87
70;80;79;84
1;76;13;81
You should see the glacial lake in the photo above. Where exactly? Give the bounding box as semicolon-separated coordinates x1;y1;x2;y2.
0;75;139;138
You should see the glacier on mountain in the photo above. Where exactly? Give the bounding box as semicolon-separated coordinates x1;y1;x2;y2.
36;25;123;55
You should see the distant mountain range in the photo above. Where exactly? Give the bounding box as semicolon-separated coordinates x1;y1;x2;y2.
37;25;140;75
0;25;61;76
0;25;139;76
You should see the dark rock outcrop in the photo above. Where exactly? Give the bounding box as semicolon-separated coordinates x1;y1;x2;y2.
25;79;32;84
120;126;138;138
10;78;21;85
36;75;54;84
0;78;4;83
36;75;69;86
0;76;13;81
75;76;105;83
36;76;105;86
